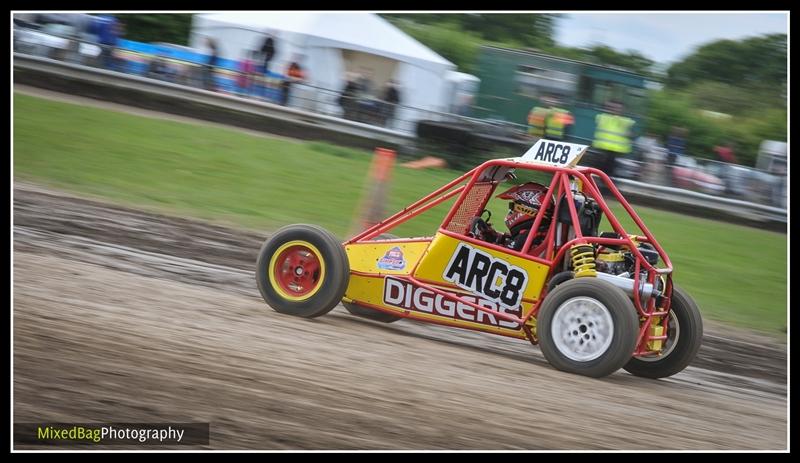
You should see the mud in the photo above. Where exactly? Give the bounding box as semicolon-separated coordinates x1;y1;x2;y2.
13;183;787;449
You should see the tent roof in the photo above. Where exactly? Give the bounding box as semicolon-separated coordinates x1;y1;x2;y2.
194;12;454;72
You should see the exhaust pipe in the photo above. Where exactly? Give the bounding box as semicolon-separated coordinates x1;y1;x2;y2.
595;272;660;302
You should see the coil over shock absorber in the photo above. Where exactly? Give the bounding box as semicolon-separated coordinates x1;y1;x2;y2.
570;244;597;278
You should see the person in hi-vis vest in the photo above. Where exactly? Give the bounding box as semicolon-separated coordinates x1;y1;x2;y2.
527;103;548;137
592;100;636;178
528;95;574;140
543;95;574;141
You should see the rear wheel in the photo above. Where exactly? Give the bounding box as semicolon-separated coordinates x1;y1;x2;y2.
538;278;639;378
342;233;402;323
623;285;703;379
256;224;349;318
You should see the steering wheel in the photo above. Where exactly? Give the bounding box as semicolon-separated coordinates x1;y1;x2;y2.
469;209;494;240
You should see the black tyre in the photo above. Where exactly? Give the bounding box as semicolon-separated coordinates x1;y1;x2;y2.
256;224;349;318
538;278;639;378
342;233;402;323
623;285;703;379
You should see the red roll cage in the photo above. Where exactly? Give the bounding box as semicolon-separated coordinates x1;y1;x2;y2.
346;158;673;355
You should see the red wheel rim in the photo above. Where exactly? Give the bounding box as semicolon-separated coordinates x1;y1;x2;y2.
273;245;323;298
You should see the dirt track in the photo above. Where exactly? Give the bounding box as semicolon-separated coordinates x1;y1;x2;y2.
13;183;788;450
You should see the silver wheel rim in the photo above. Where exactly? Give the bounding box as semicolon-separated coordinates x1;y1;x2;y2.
551;296;615;362
635;311;681;362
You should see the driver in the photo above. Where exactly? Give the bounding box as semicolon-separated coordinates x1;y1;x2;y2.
470;182;553;251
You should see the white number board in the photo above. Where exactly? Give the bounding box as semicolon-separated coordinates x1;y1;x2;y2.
519;139;589;168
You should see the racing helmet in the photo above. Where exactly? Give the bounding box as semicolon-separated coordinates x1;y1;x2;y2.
496;182;551;232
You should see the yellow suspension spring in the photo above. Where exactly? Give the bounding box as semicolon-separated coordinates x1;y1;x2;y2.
571;244;597;278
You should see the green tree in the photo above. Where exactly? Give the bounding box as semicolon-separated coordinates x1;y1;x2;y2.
645;89;786;166
460;14;556;49
386;18;483;73
384;14;655;76
576;45;655;77
666;33;786;92
683;81;749;115
383;14;556;50
117;14;194;46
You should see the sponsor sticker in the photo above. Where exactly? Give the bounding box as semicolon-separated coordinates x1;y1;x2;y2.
382;277;521;329
377;246;407;271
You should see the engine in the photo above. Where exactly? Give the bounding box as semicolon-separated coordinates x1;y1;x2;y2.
582;234;664;304
595;250;628;276
595;232;659;277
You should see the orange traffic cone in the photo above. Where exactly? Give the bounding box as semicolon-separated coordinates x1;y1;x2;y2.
350;148;396;237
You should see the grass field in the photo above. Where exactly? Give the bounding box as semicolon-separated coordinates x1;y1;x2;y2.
13;93;788;335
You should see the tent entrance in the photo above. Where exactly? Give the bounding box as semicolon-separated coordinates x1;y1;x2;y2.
342;49;399;97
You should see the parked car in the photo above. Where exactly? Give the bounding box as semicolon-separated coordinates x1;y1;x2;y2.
756;140;787;209
14;22;100;64
614;156;643;181
670;155;725;195
705;160;783;207
705;162;751;197
614;137;669;184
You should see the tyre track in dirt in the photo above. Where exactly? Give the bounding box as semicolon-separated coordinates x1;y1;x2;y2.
13;182;788;449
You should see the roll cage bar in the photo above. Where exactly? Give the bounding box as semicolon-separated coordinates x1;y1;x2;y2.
346;158;674;355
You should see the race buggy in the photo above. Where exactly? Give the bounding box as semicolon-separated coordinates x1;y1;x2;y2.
256;139;703;378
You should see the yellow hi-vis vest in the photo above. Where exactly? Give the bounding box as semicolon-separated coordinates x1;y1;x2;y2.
545;107;574;139
593;113;635;154
528;106;548;137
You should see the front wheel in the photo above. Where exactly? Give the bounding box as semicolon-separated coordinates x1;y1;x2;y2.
256;224;349;318
537;278;639;378
623;285;703;379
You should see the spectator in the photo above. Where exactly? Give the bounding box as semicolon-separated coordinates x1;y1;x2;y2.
454;93;473;117
636;132;668;184
260;34;275;74
543;94;574;141
714;142;739;164
666;126;687;164
380;80;401;128
357;72;374;97
203;37;219;91
527;101;548;138
591;100;636;178
338;73;361;120
666;126;688;185
634;131;659;157
95;15;120;71
237;50;257;96
356;72;377;121
146;54;171;81
281;58;306;106
113;21;125;70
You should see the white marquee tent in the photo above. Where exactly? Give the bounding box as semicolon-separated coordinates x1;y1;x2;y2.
190;12;459;128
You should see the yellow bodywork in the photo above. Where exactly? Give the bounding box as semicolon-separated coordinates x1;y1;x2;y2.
345;239;430;276
646;318;665;351
344;233;552;338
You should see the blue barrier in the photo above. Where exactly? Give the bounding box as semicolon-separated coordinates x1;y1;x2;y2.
115;39;286;103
